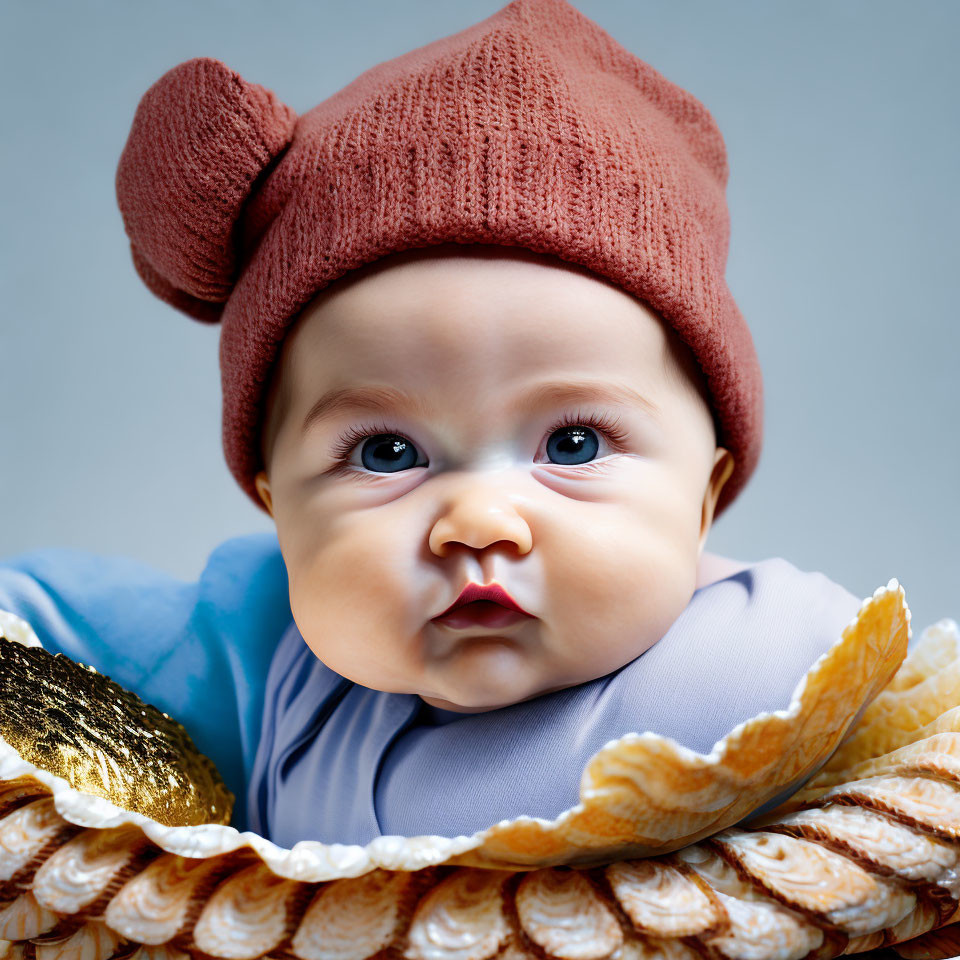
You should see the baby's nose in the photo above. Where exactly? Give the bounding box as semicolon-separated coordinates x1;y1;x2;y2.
428;480;533;558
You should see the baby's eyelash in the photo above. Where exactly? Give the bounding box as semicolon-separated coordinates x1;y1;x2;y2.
327;409;630;473
545;409;629;450
329;419;398;464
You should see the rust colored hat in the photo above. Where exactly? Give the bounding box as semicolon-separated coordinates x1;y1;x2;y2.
116;0;763;517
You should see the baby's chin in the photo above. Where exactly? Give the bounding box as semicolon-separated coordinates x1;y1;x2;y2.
417;637;625;713
417;638;535;711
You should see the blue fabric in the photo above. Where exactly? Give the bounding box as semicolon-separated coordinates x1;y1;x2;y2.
0;535;292;833
249;558;863;848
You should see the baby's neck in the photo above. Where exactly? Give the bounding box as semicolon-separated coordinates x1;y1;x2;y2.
696;552;750;590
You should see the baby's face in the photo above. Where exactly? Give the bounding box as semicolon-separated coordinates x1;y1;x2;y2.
256;244;733;712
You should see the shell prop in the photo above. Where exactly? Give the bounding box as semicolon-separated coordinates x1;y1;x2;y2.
4;582;960;959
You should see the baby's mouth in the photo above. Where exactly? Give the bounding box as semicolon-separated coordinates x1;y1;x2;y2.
431;601;531;630
431;580;533;631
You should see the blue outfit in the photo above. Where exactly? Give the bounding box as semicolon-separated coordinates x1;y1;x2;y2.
0;534;862;847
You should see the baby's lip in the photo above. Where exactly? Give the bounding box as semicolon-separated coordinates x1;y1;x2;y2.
433;581;533;619
432;602;530;631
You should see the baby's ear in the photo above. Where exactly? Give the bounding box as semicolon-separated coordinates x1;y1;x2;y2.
116;57;297;322
254;470;274;517
699;448;735;548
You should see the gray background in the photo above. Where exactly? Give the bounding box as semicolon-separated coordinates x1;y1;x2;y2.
2;1;957;636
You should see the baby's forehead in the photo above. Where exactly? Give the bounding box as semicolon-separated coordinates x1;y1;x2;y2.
290;244;672;361
269;243;712;433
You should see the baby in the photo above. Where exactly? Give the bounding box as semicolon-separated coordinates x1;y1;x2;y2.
242;240;860;847
0;0;862;847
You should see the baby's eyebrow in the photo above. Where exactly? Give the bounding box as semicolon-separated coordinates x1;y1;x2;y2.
521;380;660;420
300;379;659;435
300;385;430;435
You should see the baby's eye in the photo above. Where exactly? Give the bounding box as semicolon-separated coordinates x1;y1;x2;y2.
357;433;425;473
540;411;629;466
544;424;600;465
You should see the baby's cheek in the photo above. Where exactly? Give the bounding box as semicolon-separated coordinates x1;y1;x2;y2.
286;525;420;687
538;507;697;674
292;580;408;689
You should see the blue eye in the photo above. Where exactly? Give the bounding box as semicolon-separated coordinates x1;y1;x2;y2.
359;433;420;473
545;425;600;465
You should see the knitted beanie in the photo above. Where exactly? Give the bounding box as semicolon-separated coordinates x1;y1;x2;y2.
116;0;763;518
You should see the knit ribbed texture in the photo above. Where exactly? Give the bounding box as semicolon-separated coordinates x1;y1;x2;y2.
115;0;763;517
